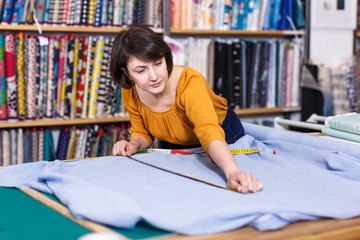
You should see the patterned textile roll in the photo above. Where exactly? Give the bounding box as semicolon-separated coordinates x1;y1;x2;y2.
0;36;7;120
69;0;76;25
43;0;51;23
91;127;101;157
96;127;104;157
53;38;60;118
31;128;38;161
61;0;69;24
47;0;54;23
1;0;15;23
11;0;26;24
119;123;126;140
94;0;102;26
87;0;97;25
44;128;56;161
70;37;80;119
74;128;83;159
17;128;24;164
5;34;18;119
52;0;61;24
88;38;104;118
73;0;82;25
101;0;108;25
2;130;10;166
26;36;37;119
57;36;67;116
64;35;74;118
38;128;44;162
96;39;110;118
23;129;32;163
66;128;77;160
35;38;41;117
79;128;88;158
107;0;114;25
57;127;70;160
84;125;95;158
76;37;88;116
10;129;17;165
113;0;121;25
46;37;55;118
123;0;134;25
103;42;116;116
35;0;46;22
81;36;93;118
80;0;88;25
39;39;48;118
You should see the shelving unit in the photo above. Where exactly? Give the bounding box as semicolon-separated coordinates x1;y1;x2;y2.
169;28;306;37
0;116;130;129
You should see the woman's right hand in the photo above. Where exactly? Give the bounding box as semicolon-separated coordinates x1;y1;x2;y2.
112;140;138;156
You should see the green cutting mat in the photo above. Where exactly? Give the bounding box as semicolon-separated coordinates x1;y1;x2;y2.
0;187;172;240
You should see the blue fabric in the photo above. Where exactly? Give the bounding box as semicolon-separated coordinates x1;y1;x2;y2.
1;123;360;235
159;106;244;148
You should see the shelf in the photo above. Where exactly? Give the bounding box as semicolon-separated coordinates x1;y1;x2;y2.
170;28;306;36
0;116;130;129
0;24;163;34
234;106;301;116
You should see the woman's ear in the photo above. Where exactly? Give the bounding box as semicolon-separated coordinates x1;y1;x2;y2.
121;67;130;79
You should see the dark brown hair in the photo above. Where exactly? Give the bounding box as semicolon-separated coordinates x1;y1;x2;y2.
109;25;173;89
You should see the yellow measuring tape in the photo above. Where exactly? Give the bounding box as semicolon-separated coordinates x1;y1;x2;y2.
230;149;261;154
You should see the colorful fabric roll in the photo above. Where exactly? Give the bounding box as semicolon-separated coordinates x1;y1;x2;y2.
101;0;108;25
44;128;56;161
31;128;38;161
87;0;97;25
10;129;17;165
38;128;44;162
35;37;41;118
53;38;60;118
35;0;46;22
11;0;26;24
39;38;48;118
71;37;80;119
52;0;61;23
46;37;55;118
96;39;110;118
26;36;37;119
94;0;102;26
60;0;69;24
57;128;70;160
84;125;96;158
64;35;74;118
81;36;94;118
80;0;88;25
107;0;114;25
23;129;32;163
88;38;104;118
43;0;51;22
5;34;18;119
57;36;67;116
17;128;24;164
1;0;15;23
76;36;88;116
0;36;7;120
66;128;77;160
2;130;10;166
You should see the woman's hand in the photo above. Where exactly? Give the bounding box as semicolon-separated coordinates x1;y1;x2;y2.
226;170;263;194
112;140;139;156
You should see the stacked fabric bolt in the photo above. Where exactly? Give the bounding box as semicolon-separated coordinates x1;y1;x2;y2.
322;112;360;142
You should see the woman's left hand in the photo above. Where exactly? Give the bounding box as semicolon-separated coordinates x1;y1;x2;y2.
226;170;263;194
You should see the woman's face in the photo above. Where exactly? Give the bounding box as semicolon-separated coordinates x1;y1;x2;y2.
126;56;169;95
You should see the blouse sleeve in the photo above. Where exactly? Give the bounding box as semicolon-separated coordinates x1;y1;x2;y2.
180;72;226;154
121;88;154;146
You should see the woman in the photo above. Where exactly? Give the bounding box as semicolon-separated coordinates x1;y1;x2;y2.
109;25;263;194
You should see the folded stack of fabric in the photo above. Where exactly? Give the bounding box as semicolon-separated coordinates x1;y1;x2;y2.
322;112;360;142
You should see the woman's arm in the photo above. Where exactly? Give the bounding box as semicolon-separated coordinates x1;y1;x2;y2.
112;135;150;156
208;140;263;194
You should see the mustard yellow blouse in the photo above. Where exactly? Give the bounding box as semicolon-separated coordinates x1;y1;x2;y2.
122;66;228;154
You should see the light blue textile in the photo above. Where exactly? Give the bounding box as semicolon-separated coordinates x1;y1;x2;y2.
1;123;360;235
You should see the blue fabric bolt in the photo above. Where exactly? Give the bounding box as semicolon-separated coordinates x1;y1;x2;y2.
0;122;360;235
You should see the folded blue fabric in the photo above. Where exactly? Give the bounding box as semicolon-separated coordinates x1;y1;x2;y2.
1;123;360;235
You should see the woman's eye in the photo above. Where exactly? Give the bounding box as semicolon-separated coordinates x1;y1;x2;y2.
137;69;145;73
155;61;162;65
